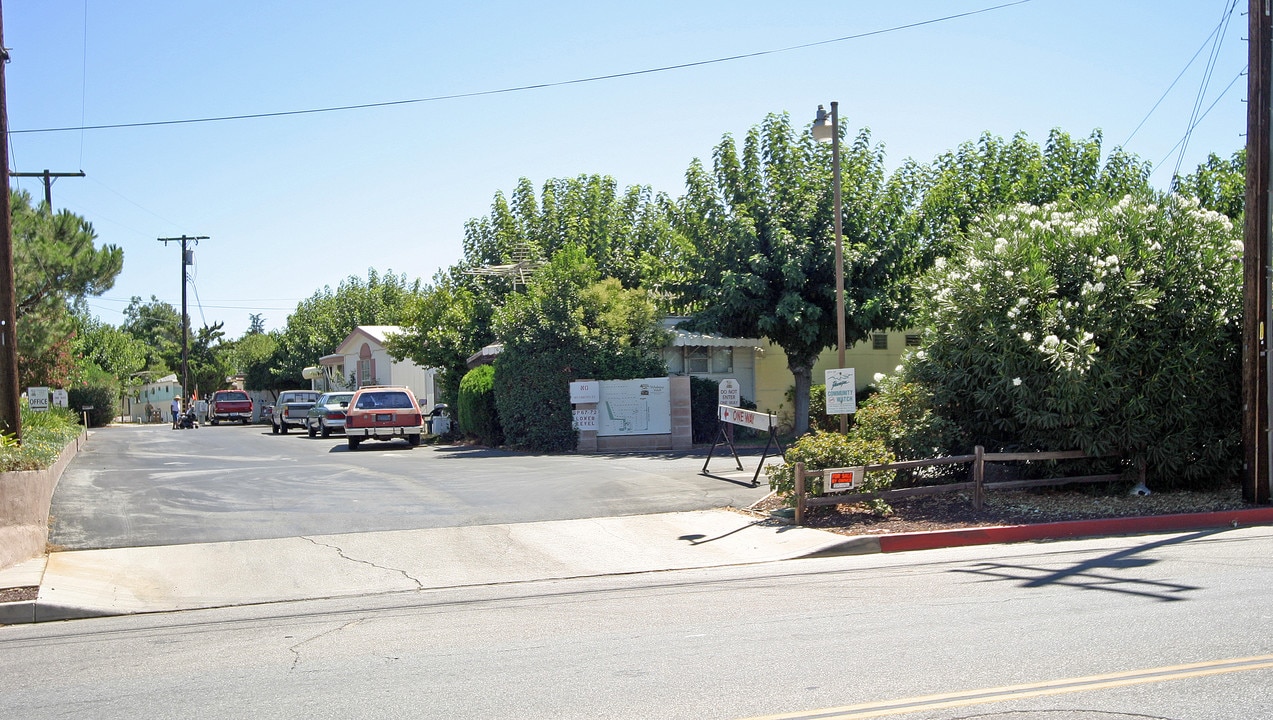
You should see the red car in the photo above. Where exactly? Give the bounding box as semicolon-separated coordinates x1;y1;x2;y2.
208;390;253;425
344;386;424;450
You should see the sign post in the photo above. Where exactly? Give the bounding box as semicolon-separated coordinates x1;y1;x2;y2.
26;387;49;413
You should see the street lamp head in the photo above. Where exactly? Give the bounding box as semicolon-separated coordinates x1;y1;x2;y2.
811;104;835;143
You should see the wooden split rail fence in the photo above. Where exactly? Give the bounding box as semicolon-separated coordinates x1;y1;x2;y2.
792;447;1122;526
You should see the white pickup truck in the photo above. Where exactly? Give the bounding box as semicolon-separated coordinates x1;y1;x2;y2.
270;390;321;434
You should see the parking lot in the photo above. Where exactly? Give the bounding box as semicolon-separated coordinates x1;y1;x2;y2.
48;423;773;550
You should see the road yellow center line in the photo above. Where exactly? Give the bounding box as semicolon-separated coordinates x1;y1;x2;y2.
741;655;1273;720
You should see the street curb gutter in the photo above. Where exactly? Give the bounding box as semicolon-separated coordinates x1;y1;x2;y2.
799;507;1273;557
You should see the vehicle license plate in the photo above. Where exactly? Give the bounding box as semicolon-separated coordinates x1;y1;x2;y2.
376;413;393;422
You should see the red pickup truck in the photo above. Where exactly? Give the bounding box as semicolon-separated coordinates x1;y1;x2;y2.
208;390;254;425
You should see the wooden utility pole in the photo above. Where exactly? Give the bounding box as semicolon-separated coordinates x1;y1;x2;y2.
1244;0;1272;503
157;235;208;403
10;170;85;209
0;2;20;442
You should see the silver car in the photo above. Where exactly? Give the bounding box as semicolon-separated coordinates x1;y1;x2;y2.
306;391;355;438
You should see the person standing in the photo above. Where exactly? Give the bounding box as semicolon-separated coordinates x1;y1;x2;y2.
171;396;181;429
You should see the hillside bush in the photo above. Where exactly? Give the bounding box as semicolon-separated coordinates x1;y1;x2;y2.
911;194;1242;489
457;364;503;446
0;404;82;471
765;430;895;514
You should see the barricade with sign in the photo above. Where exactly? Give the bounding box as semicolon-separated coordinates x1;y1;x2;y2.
701;405;786;487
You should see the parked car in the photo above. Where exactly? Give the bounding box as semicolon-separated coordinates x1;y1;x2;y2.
258;404;274;425
271;390;321;434
306;391;354;438
344;385;424;449
207;389;253;425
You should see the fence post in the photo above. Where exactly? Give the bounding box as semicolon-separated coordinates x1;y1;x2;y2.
972;445;985;510
795;461;806;526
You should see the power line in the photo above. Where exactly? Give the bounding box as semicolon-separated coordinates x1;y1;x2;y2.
11;0;1035;135
1154;66;1245;175
1173;0;1238;179
1122;22;1224;148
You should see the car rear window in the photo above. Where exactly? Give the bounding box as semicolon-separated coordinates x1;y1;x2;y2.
356;392;413;410
218;391;248;402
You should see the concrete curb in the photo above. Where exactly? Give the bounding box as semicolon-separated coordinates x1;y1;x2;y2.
798;507;1273;557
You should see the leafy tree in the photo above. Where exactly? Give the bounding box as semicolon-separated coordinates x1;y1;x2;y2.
186;322;232;399
457;364;502;445
75;314;149;411
908;129;1152;262
911;194;1242;488
10;190;123;387
675;112;918;435
492;246;668;451
121;296;182;373
230;330;278;393
460;174;680;292
1173;148;1244;220
387;274;496;408
247;313;267;335
268;269;422;390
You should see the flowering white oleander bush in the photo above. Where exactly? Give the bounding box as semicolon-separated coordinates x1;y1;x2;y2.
910;194;1242;489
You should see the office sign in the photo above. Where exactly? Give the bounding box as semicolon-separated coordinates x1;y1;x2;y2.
27;387;50;412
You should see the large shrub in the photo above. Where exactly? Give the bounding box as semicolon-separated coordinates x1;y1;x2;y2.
68;381;118;428
493;246;668;451
457;364;503;446
912;194;1242;489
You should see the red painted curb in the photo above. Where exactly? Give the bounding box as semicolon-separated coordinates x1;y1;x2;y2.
875;507;1273;553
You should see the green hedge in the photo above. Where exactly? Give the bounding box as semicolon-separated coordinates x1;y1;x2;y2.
457;364;503;446
68;383;117;428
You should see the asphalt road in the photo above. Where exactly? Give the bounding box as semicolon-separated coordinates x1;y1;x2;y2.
3;527;1270;719
49;423;773;549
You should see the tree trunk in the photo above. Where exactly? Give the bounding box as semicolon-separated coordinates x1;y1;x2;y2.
790;360;813;437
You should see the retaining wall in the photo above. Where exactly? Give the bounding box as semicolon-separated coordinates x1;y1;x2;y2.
0;430;86;571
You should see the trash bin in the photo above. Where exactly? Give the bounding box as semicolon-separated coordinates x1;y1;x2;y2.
428;404;451;435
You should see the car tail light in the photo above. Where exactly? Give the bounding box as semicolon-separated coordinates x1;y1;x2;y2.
326;410;345;420
406;413;421;426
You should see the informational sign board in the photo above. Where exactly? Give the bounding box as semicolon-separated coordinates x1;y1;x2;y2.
825;368;857;415
51;389;69;408
597;377;671;436
825;466;866;492
27;387;50;413
717;378;740;408
718;405;774;431
569;380;600;405
572;408;598;431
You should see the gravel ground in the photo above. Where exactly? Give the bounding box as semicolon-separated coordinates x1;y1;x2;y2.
745;483;1254;536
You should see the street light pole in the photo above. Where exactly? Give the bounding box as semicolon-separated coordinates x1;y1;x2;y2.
814;102;848;434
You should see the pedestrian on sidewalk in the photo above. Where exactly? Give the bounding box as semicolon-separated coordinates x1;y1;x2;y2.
171;396;181;429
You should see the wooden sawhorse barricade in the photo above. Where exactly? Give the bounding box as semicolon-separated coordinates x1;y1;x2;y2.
701;405;786;487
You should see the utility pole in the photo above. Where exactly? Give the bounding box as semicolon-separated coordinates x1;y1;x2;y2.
0;1;19;442
157;235;208;403
10;170;85;209
1244;0;1272;504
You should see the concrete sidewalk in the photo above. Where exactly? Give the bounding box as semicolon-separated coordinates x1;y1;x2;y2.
0;510;846;624
7;506;1273;625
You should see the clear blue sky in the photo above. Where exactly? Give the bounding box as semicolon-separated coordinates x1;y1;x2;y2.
6;0;1248;338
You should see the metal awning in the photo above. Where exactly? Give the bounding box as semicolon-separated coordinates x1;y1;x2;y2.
669;330;761;348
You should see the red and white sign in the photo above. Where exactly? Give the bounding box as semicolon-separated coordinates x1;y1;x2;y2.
718;405;773;431
825;466;865;492
717;379;740;408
